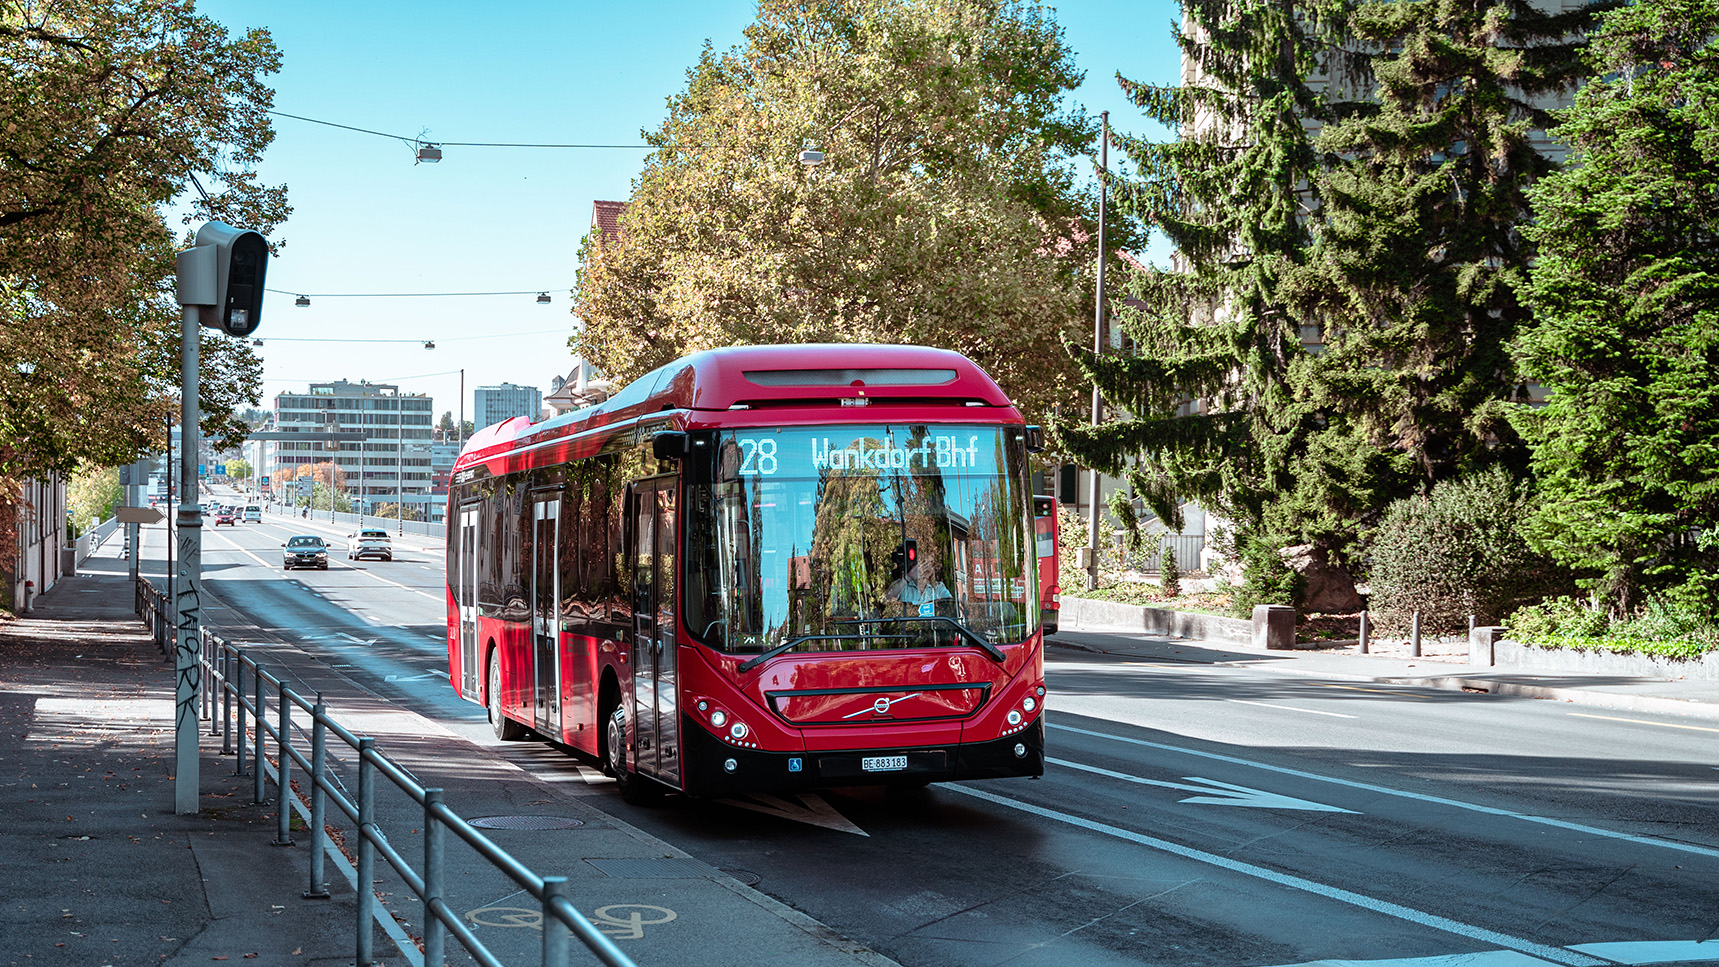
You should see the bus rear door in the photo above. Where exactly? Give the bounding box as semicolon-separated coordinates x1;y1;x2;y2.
457;503;481;697
531;494;562;736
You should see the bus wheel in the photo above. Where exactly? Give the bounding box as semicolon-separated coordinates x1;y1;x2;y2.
487;650;527;742
605;707;660;805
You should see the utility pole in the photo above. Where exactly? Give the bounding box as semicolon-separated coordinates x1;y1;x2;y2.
1086;111;1109;591
172;221;268;815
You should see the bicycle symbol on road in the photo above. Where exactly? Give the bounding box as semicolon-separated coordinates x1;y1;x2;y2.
466;903;677;940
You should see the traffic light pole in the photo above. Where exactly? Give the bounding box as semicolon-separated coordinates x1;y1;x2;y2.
173;304;203;815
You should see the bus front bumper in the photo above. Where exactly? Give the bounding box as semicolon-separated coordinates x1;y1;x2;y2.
679;715;1044;797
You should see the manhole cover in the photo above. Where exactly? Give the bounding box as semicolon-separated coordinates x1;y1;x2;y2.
720;868;762;886
468;816;584;830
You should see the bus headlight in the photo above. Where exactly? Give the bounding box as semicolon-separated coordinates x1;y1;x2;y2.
729;721;749;740
710;709;727;728
1022;696;1037;713
1006;709;1023;726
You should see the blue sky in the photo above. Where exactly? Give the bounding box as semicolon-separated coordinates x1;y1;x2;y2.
198;0;1181;424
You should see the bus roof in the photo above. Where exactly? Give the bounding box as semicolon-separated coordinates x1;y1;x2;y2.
455;344;1016;473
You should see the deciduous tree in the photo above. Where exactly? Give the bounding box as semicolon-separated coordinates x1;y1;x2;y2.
0;0;287;490
574;0;1118;423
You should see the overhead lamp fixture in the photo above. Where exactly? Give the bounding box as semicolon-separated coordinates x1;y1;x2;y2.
251;339;264;347
536;292;551;304
294;294;310;307
423;340;436;349
416;143;443;163
798;142;825;166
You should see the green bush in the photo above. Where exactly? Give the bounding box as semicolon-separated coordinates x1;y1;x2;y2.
1228;532;1303;617
1367;467;1570;635
1159;537;1181;597
1507;595;1719;659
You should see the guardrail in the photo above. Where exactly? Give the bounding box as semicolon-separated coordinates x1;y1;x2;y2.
137;575;636;967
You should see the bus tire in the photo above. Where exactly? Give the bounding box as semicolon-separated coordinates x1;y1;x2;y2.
487;649;527;742
605;706;660;805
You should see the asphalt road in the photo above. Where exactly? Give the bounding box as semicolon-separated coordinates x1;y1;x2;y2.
140;491;1719;967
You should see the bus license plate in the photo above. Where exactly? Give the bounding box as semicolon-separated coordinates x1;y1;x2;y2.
862;755;908;773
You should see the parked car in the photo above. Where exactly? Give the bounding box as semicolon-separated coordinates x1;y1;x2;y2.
347;528;393;562
243;505;262;523
281;535;329;570
214;508;235;526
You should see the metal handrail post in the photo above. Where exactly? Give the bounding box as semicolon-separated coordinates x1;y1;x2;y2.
356;737;377;967
305;696;330;899
235;650;248;776
542;877;571;966
252;661;267;805
220;648;233;755
423;788;445;967
203;632;215;729
274;685;293;847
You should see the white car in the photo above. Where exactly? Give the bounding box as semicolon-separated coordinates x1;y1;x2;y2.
348;528;393;562
243;505;262;523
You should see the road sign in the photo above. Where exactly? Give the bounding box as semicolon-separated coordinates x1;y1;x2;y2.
115;505;165;524
198;463;206;476
260;474;269;485
215;463;226;476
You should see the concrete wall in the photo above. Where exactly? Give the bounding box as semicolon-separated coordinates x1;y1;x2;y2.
1061;596;1254;646
1486;636;1719;681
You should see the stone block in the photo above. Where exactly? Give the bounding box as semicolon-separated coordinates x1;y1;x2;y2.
1252;604;1296;650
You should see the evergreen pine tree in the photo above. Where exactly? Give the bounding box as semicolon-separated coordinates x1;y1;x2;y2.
1056;0;1351;602
1298;0;1606;490
1513;0;1719;613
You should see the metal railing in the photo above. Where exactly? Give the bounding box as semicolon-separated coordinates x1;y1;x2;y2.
138;575;635;967
137;578;170;655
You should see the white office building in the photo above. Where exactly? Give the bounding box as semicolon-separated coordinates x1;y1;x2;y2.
473;383;542;431
273;380;436;520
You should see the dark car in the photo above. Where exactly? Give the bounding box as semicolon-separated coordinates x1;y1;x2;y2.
282;535;329;570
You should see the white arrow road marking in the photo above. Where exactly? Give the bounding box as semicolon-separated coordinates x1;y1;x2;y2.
947;785;1603;967
1048;757;1357;813
1051;721;1719;860
383;670;444;683
337;632;378;646
717;792;868;837
1260;939;1719;967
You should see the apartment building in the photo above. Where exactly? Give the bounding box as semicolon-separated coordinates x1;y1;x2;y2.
272;380;436;520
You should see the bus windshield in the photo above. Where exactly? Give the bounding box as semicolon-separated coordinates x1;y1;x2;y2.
685;424;1037;657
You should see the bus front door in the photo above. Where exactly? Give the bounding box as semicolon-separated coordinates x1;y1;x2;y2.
458;504;480;698
629;480;680;787
532;496;562;736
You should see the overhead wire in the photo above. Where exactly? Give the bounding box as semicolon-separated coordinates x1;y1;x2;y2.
266;110;648;150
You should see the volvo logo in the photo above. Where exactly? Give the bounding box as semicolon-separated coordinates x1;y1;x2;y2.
842;692;921;719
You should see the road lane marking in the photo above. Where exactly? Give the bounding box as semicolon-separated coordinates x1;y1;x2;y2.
1228;699;1357;719
1051;721;1719;859
947;785;1603;966
1047;757;1356;812
1258;942;1719;966
1312;683;1418;695
1568;712;1719;735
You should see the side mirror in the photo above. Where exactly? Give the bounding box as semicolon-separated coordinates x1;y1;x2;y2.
1022;425;1046;453
651;430;688;461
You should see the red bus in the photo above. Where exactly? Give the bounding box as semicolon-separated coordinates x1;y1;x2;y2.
446;344;1047;802
1033;496;1059;636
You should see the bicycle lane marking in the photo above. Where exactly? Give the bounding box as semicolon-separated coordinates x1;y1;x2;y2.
945;784;1604;967
1049;720;1719;861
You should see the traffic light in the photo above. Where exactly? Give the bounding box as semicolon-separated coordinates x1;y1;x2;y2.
888;539;919;581
196;221;268;337
175;221;268;337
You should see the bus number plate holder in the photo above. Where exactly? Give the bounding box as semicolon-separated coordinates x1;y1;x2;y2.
862;755;908;773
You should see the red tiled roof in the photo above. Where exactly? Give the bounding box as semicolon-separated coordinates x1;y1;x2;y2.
591;200;627;240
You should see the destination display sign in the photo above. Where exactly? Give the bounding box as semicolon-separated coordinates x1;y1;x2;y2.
725;427;1001;478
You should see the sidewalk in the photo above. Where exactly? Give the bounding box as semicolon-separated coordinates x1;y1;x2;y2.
2;542;904;967
0;571;355;965
1046;625;1719;721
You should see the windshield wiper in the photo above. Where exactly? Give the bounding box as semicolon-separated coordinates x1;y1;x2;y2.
735;631;914;673
871;615;1007;663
